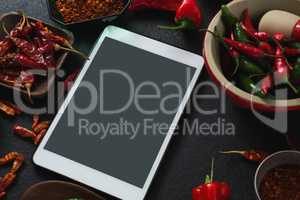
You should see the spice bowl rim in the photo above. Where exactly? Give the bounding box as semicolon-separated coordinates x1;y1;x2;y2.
254;150;300;200
46;0;132;26
203;0;300;112
0;11;74;97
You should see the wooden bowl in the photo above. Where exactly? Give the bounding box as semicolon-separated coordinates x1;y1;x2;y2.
21;181;106;200
204;0;300;111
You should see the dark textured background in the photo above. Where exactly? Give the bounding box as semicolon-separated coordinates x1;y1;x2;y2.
0;0;297;200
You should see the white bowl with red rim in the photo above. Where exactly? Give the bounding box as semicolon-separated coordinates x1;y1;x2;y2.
204;0;300;111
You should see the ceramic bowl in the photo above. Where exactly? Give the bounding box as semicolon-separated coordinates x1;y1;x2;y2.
254;150;300;200
204;0;300;111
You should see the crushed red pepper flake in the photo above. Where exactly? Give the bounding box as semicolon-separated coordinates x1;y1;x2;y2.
260;165;300;200
56;0;125;23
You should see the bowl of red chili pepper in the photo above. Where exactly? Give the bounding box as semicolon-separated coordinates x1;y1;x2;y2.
204;0;300;111
47;0;131;25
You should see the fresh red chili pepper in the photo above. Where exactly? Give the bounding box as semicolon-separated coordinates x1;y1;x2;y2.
159;0;202;30
64;68;81;91
128;0;182;12
260;74;273;95
273;32;286;42
13;124;36;140
192;159;231;200
0;38;13;57
273;47;298;93
241;9;270;41
221;150;269;163
258;41;274;55
284;47;300;56
223;37;268;59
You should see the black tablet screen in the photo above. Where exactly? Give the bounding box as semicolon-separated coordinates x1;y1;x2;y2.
45;37;196;188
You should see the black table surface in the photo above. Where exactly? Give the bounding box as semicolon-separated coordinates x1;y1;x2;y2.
0;0;297;200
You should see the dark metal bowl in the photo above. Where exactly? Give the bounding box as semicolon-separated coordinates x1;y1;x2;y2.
0;12;74;97
46;0;131;26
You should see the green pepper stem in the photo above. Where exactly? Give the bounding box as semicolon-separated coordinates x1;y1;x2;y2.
287;81;298;94
210;157;214;182
158;20;193;30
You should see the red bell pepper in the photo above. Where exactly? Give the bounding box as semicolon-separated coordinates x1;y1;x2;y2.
159;0;202;30
192;159;231;200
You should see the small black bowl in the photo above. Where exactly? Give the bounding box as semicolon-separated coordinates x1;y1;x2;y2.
46;0;131;26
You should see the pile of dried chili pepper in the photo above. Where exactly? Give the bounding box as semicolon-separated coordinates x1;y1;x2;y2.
216;6;300;99
0;12;86;101
55;0;125;23
0;152;24;198
13;115;50;145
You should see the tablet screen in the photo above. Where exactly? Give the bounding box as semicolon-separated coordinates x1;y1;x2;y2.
45;37;196;188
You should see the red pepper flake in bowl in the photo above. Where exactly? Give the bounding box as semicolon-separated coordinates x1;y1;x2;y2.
55;0;125;23
259;165;300;200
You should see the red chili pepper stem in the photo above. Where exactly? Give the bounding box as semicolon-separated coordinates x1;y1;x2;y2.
55;44;89;60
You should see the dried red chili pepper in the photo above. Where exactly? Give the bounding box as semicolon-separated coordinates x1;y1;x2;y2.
9;11;33;38
0;38;13;57
33;21;73;49
13;124;36;140
221;150;269;163
0;101;22;115
64;68;80;91
159;0;202;30
15;53;46;69
34;129;47;145
19;71;34;100
0;100;19;116
32;115;40;129
192;159;231;200
0;152;24;199
38;41;88;59
33;121;49;133
241;9;270;41
128;0;182;12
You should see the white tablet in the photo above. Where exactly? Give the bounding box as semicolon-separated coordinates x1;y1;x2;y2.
34;26;203;200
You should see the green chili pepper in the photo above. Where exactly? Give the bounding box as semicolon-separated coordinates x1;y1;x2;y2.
234;23;251;43
291;58;300;84
238;74;265;97
221;5;239;32
239;56;264;75
288;42;300;49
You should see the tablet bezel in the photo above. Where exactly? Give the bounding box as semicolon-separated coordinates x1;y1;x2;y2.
34;26;204;200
